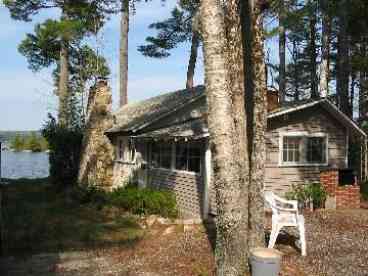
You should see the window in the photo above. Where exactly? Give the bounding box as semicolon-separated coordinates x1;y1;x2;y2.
283;137;301;163
117;138;135;162
281;133;327;165
151;142;172;169
307;137;326;163
175;142;201;173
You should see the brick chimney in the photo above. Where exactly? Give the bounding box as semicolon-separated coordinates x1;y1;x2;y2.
267;90;279;112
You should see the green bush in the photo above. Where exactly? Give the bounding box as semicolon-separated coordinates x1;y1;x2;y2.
285;182;327;209
109;185;178;218
72;185;108;206
361;181;368;201
42;114;83;188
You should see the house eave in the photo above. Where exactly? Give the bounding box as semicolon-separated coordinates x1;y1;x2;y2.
268;99;367;138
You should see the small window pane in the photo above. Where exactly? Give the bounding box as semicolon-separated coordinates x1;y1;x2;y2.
307;137;326;163
282;136;302;163
188;157;201;173
151;143;160;168
175;142;201;173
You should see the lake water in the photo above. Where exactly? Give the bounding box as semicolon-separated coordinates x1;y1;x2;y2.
0;151;49;179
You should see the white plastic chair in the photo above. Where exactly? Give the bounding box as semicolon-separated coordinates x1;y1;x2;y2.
265;191;306;256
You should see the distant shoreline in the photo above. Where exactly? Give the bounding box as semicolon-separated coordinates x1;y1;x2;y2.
1;148;50;153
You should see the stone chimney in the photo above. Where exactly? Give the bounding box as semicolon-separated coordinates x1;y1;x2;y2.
78;79;115;190
267;89;279;112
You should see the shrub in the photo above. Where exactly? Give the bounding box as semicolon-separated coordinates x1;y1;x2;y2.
361;181;368;201
285;182;327;210
42;115;83;188
72;185;108;206
109;185;178;218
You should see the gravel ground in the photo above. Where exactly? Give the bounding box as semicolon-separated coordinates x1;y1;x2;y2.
279;209;368;276
1;209;367;276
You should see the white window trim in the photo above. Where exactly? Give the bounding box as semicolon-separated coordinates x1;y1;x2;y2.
278;131;329;167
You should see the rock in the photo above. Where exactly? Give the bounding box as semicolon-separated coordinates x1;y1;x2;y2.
162;226;176;236
146;215;158;227
184;224;195;232
157;217;171;225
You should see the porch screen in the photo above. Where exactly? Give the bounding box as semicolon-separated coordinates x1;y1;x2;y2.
151;142;172;169
175;142;201;173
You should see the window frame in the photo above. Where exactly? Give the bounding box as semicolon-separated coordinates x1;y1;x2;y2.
149;141;202;175
116;137;136;164
279;132;328;167
174;142;202;174
150;141;173;170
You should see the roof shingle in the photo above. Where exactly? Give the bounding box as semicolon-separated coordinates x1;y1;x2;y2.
107;86;205;134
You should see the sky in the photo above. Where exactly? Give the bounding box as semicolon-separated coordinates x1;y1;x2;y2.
0;0;205;131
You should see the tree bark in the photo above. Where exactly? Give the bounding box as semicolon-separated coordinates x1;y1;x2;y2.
186;32;200;89
201;0;250;275
278;0;286;103
247;0;266;249
292;39;300;101
309;1;318;99
58;39;69;126
359;42;368;120
337;0;350;116
119;0;129;106
320;0;330;98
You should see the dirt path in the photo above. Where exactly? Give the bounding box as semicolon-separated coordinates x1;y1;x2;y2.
1;210;368;276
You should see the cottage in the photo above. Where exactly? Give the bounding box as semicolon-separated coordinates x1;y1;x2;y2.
105;86;367;219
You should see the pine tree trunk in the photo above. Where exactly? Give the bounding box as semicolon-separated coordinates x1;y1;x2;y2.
350;73;356;117
337;0;350;116
320;0;330;98
309;1;318;98
247;0;266;249
201;0;250;275
279;0;286;103
119;0;129;106
186;32;199;89
359;42;368;120
58;40;69;126
293;40;300;101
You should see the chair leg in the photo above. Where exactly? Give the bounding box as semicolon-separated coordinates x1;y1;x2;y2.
298;221;307;256
268;224;280;249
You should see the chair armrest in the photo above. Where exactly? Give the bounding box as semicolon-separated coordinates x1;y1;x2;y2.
276;206;298;212
273;194;298;209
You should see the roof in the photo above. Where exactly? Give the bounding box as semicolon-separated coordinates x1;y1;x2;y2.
268;99;367;137
134;119;208;140
107;86;205;134
107;87;366;139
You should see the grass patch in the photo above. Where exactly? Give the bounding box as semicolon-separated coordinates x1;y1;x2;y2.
1;179;144;255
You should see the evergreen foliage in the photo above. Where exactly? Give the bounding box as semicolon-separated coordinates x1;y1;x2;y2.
41;114;83;187
138;0;199;58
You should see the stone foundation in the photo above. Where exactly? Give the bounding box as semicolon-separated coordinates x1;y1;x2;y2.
320;169;360;209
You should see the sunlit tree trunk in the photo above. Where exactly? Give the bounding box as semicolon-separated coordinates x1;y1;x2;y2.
309;0;318;98
359;42;368;120
186;32;200;89
201;0;250;275
119;0;129;106
320;0;330;98
279;0;286;103
247;0;266;249
58;39;69;126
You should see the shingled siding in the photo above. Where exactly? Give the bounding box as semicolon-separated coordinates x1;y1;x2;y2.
148;168;204;219
266;106;348;195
